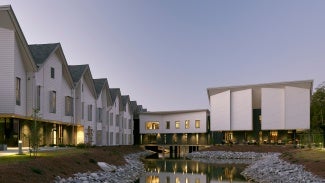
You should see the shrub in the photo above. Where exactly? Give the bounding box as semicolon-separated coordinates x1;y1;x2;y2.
76;143;86;149
30;167;42;175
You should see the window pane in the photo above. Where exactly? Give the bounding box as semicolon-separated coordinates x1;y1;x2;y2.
195;120;200;128
37;85;41;109
166;121;170;129
51;67;55;78
49;91;56;113
146;121;160;130
185;120;190;129
16;77;21;106
175;121;180;129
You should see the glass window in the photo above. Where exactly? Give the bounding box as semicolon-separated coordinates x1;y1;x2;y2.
88;104;92;121
195;120;200;128
97;108;102;122
49;91;56;113
16;77;21;106
110;113;113;126
129;119;132;129
175;121;180;129
166;121;170;129
146;121;160;130
185;120;190;129
50;67;55;78
36;85;41;109
65;96;73;116
81;102;84;119
116;115;119;127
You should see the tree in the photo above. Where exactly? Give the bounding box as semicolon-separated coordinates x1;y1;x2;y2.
310;82;325;132
30;108;41;158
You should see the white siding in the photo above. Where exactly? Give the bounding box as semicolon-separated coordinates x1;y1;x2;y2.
285;86;310;129
0;28;15;113
231;89;252;130
261;88;285;130
210;90;231;131
61;74;73;123
140;111;208;134
108;97;120;145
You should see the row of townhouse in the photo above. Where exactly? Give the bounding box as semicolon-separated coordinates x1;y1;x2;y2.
0;5;146;148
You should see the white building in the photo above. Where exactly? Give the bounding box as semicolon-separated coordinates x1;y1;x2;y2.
207;80;313;144
68;65;97;145
139;109;210;145
121;95;133;145
108;88;123;145
93;78;113;146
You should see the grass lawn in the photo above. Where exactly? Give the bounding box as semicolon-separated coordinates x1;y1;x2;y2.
0;146;143;183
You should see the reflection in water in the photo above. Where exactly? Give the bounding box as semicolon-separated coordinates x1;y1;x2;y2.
138;154;248;183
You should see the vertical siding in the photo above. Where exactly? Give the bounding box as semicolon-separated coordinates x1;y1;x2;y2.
0;28;15;113
61;72;73;123
14;38;27;115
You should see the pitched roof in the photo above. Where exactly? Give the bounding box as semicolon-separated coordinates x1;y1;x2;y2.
109;88;121;102
29;43;59;66
121;95;130;107
68;65;88;84
93;78;107;96
130;101;138;112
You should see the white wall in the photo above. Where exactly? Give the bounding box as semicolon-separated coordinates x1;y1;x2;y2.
285;86;310;129
140;111;208;134
108;96;120;145
0;28;15;113
231;89;252;130
261;88;285;130
210;90;231;131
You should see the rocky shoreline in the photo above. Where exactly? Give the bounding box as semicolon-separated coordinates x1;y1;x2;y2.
186;151;325;183
54;151;152;183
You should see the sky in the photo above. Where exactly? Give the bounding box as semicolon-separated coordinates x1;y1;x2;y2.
2;1;325;111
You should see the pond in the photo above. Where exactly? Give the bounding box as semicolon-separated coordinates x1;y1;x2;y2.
136;153;248;183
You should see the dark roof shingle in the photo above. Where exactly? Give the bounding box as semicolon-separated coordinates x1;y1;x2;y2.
68;65;88;84
29;43;59;65
93;79;107;96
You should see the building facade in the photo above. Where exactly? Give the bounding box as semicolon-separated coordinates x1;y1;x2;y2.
207;80;313;144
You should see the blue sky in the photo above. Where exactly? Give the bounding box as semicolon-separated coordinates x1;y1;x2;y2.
2;1;325;111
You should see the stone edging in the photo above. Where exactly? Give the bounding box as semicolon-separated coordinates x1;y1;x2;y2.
186;151;325;183
54;151;153;183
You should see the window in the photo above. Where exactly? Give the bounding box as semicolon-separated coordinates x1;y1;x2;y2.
129;119;132;129
146;121;160;130
49;91;56;113
175;121;180;129
50;67;55;78
81;84;84;92
185;120;190;129
16;77;21;106
36;85;41;109
65;96;73;116
166;121;170;129
116;133;119;145
88;104;92;121
109;132;114;145
81;102;84;119
110;113;113;126
195;120;200;128
116;115;119;127
97;108;102;122
106;111;109;123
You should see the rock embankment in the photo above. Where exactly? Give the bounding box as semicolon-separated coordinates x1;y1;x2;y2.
241;153;325;183
54;151;152;183
186;151;325;183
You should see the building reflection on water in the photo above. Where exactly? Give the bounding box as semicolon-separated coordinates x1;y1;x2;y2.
139;155;248;183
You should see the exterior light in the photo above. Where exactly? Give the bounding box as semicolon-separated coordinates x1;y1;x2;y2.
18;140;23;155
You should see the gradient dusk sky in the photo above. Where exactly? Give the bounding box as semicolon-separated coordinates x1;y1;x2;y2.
2;0;325;111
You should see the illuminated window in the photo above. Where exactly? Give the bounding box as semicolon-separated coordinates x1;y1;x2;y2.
270;131;278;137
195;120;200;128
146;121;160;130
175;121;180;129
185;120;190;129
166;121;170;129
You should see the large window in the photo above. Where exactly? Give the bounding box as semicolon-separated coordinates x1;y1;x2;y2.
195;120;200;128
129;119;132;129
116;115;119;127
50;67;55;79
185;120;190;129
16;77;21;106
146;121;160;130
65;96;73;116
49;91;56;113
88;104;92;121
166;121;170;129
175;121;180;129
